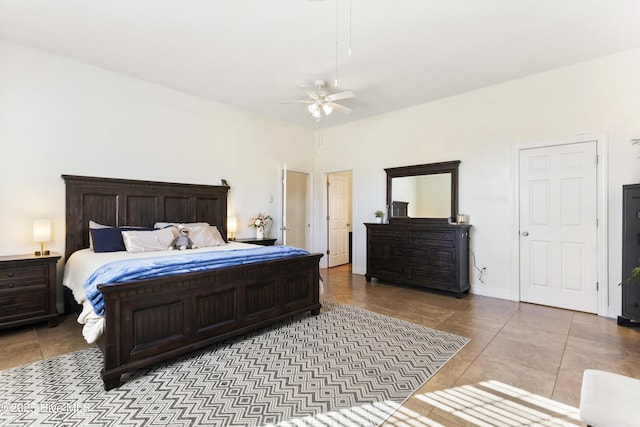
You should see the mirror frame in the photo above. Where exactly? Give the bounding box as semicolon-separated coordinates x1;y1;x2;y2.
385;160;460;223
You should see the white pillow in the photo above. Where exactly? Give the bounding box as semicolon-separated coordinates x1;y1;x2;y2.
188;225;226;248
121;228;178;253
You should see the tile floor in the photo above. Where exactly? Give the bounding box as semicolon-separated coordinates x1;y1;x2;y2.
321;264;640;425
1;264;639;425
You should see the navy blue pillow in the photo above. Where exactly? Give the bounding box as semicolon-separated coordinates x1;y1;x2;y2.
91;226;153;253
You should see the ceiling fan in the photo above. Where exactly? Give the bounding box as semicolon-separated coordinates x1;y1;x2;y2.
280;80;355;121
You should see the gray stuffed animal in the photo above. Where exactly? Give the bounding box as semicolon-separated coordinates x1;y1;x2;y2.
169;226;197;250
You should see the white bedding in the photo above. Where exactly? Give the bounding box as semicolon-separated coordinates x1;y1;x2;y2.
63;242;259;344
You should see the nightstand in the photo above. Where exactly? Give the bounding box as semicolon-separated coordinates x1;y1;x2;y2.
234;237;277;246
0;253;61;330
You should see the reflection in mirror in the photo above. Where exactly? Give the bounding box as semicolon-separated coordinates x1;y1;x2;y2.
392;173;452;217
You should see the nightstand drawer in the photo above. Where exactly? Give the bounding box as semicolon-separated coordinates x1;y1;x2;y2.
0;265;47;291
0;290;47;320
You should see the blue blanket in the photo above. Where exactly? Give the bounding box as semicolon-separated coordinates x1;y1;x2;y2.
84;246;309;316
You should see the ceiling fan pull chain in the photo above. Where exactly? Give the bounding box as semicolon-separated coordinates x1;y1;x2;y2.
335;0;339;87
348;0;352;57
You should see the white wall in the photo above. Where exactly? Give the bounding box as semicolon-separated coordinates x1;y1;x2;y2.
313;49;640;316
3;39;639;318
0;40;314;259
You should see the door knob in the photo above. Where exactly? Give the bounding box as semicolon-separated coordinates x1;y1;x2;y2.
521;231;529;236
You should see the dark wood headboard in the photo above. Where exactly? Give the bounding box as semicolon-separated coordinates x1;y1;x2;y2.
62;175;229;259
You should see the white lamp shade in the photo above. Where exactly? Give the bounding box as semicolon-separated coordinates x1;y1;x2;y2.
33;219;51;242
227;216;237;233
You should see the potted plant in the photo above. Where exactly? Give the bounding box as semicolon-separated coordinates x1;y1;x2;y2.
621;261;640;286
374;210;384;223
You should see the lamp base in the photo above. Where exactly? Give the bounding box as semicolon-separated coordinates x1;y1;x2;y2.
35;250;50;256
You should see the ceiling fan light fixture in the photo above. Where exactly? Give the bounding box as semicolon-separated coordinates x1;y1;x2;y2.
308;103;322;119
322;104;333;115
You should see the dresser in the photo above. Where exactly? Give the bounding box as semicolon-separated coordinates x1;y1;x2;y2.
365;222;471;298
0;253;60;329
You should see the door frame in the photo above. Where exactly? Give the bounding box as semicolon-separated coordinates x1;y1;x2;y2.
511;133;609;316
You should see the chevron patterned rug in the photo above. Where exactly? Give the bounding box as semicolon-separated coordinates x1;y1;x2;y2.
0;301;469;426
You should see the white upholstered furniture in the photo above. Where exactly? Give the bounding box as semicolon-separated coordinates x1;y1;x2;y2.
580;369;640;427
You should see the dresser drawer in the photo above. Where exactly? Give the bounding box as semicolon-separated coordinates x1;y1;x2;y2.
389;246;430;259
368;243;387;258
409;230;454;240
0;290;47;320
369;228;407;242
409;236;455;248
368;259;407;278
409;266;456;288
409;230;454;244
0;265;47;291
430;249;456;268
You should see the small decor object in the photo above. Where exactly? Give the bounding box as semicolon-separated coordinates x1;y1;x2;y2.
374;210;384;224
169;226;197;250
249;213;272;239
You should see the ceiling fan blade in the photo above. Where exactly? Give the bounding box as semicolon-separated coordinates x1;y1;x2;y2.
280;99;313;104
328;102;353;114
325;90;355;102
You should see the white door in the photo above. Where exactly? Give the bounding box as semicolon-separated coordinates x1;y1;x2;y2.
519;140;598;313
327;173;350;267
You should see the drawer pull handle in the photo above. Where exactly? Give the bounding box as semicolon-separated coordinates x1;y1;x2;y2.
1;303;19;312
8;283;14;288
7;273;13;278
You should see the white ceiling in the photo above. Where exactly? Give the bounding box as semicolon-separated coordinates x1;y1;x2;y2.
2;0;640;129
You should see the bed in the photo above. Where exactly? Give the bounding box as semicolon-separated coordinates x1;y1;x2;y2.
62;175;322;391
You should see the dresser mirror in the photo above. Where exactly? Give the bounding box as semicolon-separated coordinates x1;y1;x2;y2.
385;160;460;222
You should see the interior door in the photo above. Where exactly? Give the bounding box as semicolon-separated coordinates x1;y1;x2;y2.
327;173;351;267
519;140;598;313
283;170;308;249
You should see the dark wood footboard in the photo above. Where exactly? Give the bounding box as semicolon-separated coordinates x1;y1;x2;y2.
98;253;322;390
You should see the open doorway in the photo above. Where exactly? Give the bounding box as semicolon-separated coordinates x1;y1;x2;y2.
281;167;310;250
325;171;353;268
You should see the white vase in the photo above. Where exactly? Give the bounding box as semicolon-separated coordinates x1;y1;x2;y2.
376;217;383;223
256;226;264;239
